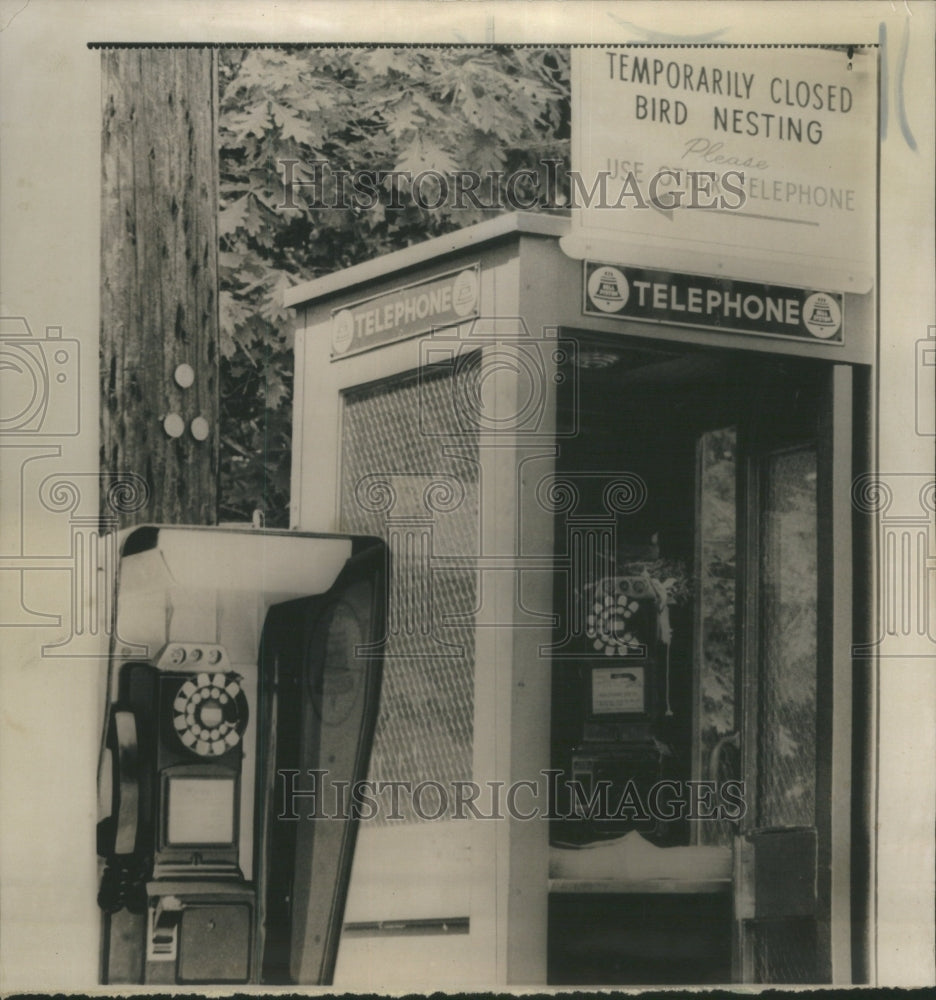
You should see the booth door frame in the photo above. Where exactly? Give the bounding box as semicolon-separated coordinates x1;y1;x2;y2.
733;364;856;984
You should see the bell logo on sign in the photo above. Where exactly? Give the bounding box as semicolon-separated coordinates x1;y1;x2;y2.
332;309;355;355
452;268;480;317
802;292;842;339
586;265;630;313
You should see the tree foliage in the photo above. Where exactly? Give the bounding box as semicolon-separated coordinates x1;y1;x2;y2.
217;46;571;524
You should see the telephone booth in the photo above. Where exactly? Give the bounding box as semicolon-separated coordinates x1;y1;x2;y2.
286;212;872;987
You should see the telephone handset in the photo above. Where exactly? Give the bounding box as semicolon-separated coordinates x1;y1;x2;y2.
112;712;140;855
97;707;148;914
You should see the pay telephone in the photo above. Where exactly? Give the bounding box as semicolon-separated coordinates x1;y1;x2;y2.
552;561;690;845
96;525;387;985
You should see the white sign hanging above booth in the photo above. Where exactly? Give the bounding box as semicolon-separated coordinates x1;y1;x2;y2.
561;45;877;293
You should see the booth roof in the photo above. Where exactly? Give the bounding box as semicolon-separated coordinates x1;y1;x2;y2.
283;211;570;309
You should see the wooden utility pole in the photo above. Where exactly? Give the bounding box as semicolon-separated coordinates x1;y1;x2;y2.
100;48;219;527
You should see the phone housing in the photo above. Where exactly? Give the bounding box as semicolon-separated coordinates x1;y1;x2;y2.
96;525;387;985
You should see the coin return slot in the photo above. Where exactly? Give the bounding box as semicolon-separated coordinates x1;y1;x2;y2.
147;896;183;962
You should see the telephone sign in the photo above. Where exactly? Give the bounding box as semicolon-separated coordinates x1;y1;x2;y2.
584;261;844;344
330;264;480;359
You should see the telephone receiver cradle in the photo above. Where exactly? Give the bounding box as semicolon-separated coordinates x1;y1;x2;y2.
96;525;387;986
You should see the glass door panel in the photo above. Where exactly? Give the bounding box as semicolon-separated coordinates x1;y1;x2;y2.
694;426;738;848
757;445;818;830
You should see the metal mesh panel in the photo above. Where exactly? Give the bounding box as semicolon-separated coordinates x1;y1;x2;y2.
340;366;478;823
750;918;818;983
758;446;817;829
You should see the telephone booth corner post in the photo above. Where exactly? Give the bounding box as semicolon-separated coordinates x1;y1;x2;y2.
287;211;873;987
